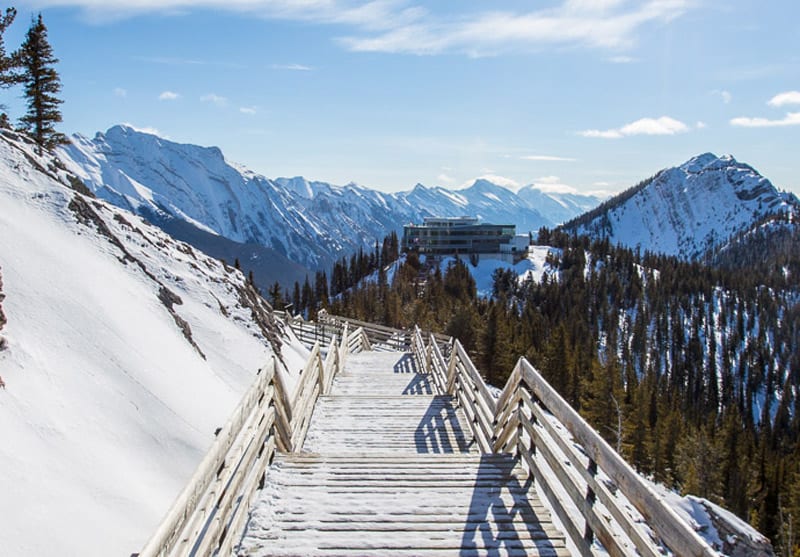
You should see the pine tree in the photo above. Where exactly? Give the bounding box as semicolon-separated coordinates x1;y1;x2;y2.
16;14;66;154
0;7;17;90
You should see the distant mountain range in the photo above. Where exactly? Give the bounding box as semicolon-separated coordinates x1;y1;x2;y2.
560;152;800;262
59;126;800;289
59;125;601;286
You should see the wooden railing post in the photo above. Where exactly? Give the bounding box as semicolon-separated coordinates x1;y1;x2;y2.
584;458;598;547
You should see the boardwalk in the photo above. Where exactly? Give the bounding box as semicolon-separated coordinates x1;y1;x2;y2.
239;351;569;556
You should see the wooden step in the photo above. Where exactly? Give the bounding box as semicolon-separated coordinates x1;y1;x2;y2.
239;350;568;556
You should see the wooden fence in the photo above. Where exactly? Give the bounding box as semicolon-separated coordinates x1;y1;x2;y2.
411;327;717;557
137;322;373;557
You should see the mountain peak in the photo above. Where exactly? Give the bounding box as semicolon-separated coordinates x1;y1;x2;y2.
562;153;797;260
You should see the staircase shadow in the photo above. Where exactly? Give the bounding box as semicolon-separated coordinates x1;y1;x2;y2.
393;353;415;374
460;455;559;557
414;395;470;453
395;352;434;395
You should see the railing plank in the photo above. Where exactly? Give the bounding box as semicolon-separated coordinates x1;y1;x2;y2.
520;441;592;557
193;408;276;556
518;360;716;557
522;390;663;557
139;361;276;557
520;414;630;557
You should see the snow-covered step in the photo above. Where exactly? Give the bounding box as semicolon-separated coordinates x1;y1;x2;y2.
242;453;568;557
241;350;568;556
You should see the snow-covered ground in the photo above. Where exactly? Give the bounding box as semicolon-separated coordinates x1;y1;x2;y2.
0;130;308;556
567;152;799;260
431;246;557;297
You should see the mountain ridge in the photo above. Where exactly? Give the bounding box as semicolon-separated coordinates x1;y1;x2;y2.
59;125;603;285
559;152;800;261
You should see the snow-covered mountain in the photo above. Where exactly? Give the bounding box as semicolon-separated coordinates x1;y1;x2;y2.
561;153;800;260
0;129;309;556
59;126;602;282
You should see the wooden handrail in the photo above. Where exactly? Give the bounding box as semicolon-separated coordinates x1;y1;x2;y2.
138;320;371;556
411;325;717;557
139;360;280;557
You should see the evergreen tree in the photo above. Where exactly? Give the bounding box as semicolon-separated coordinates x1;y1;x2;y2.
16;14;66;153
0;7;17;90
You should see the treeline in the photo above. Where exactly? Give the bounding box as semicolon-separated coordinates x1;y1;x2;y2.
0;8;66;153
268;231;400;319
329;229;800;554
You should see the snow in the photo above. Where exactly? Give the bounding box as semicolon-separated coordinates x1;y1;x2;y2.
0;131;308;556
431;247;556;298
569;152;799;260
58;126;602;274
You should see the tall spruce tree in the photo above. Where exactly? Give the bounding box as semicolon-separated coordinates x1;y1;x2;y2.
0;7;17;89
17;14;65;153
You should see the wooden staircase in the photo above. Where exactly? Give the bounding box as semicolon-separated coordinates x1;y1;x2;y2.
138;316;718;557
239;352;569;556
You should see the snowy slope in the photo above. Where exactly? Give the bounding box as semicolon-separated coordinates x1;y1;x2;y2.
0;129;309;556
517;184;601;226
562;153;800;260
59;126;601;276
430;247;557;298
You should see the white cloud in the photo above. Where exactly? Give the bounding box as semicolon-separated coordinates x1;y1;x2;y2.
201;93;228;106
711;89;732;104
437;173;455;185
529;175;578;194
696;121;707;129
113;87;127;97
768;91;800;107
536;175;563;184
270;63;313;71
607;55;636;64
122;122;164;137
239;106;257;115
730;112;800;128
520;154;577;162
158;90;180;101
341;0;691;55
462;174;520;190
580;116;689;139
49;1;692;57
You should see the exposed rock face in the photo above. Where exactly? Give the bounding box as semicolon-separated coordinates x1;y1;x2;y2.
0;265;6;351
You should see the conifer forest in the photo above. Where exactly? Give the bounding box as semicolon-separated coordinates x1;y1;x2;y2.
287;227;800;554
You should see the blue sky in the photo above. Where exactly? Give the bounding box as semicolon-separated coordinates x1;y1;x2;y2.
3;0;799;195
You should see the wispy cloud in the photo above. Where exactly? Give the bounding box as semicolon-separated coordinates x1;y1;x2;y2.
340;0;691;55
113;87;127;98
201;93;228;106
270;63;313;71
462;174;520;190
532;176;579;195
731;112;800;128
437;173;455;185
133;55;246;70
768;91;800;107
731;91;800;128
41;1;692;57
158;90;180;101
239;106;258;115
122;122;164;137
607;55;636;64
520;154;577;162
580;116;689;139
710;89;732;104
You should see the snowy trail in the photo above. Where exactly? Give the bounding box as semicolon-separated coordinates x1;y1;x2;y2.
240;351;568;556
